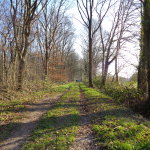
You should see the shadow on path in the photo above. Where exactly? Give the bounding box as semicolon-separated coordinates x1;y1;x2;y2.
0;94;62;150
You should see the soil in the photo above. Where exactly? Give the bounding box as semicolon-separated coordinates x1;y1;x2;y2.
0;94;62;150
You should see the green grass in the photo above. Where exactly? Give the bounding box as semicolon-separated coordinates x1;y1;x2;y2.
93;117;150;150
53;83;72;93
80;84;111;99
80;83;150;150
22;83;80;150
0;82;72;141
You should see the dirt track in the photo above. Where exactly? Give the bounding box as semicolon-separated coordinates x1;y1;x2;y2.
0;94;62;150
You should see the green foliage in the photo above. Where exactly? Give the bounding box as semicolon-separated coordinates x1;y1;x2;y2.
93;77;101;88
129;73;137;82
93;117;150;150
102;82;142;104
22;83;80;150
53;83;72;93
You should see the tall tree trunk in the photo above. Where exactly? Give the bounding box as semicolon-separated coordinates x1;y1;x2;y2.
44;50;48;79
93;62;97;78
138;47;147;98
143;0;150;104
17;57;25;90
13;59;17;89
138;4;148;99
115;56;119;82
89;20;93;87
101;62;109;87
44;14;49;80
102;51;105;77
2;51;7;86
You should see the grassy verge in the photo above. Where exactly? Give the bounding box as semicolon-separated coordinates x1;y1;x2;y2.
22;83;80;150
80;83;150;150
0;83;71;141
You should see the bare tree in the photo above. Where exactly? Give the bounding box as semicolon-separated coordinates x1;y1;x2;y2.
99;0;138;86
76;0;112;87
0;0;16;88
81;29;102;78
37;0;68;79
37;0;74;80
10;0;47;90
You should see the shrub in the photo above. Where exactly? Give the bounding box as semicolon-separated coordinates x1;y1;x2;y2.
100;82;142;106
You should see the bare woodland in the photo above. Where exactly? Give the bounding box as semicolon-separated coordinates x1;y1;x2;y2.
0;0;150;105
0;1;150;150
0;0;80;91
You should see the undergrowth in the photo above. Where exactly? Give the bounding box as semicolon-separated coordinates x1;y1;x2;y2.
102;82;141;104
98;82;150;117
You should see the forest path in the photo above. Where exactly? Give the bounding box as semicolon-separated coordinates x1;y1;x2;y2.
1;83;149;150
70;86;100;150
0;94;63;150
